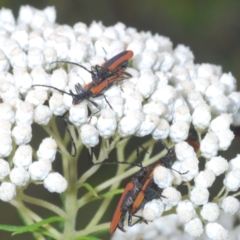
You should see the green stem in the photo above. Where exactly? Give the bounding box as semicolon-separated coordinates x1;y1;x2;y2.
11;198;61;239
75;223;109;237
62;152;78;238
20;193;68;218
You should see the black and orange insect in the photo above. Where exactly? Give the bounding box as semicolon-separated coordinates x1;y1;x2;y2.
33;50;134;110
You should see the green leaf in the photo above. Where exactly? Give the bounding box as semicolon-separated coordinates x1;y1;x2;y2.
82;183;99;198
75;236;102;240
0;225;23;232
12;216;66;235
99;189;124;198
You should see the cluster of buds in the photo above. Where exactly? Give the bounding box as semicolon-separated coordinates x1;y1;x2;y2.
0;5;239;240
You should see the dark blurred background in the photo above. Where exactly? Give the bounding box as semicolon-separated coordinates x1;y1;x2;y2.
1;0;240;239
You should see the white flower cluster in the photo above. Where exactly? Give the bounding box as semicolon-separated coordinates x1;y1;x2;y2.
0;5;239;240
0;6;74;201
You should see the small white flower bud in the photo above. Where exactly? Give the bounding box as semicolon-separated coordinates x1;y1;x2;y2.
200;202;219;222
192;103;211;131
68;42;87;63
29;159;52;181
0;8;15;24
162;187;181;207
27;47;44;69
15;101;34;124
215;129;234;151
12;123;32;145
171;66;190;85
18;5;34;25
118;110;144;137
146;37;159;51
47;34;69;59
152;118;170;140
223;169;240;191
13;145;32;169
153;165;173;188
0;82;19;102
0;71;14;84
205;82;225;100
37;137;57;162
173;156;199;182
159;52;175;72
0;119;11;134
44;172;67;193
194;77;210;94
0;103;14;123
49;92;67;116
13;67;32;94
136;69;157;98
31;67;50;86
174;44;194;65
200;132;219;159
156;34;172;50
0;133;12;157
228;92;240;114
194;170;215;188
9;47;27;68
29;32;44;50
143;100;166;117
0;182;16;202
133;50;157;70
210;94;230;115
43;47;57;70
209;114;232;133
124;92;143;113
0;159;10;179
176;200;196;223
184;218;203;238
172;105;192;124
0;50;10;71
190;186;209;205
10;167;29;186
25;89;48;106
220;72;236;94
2;39;19;59
136;113;159;137
169;121;189;143
142;199;164;222
80;124;99;147
97;109;117;138
43;6;56;23
73;22;88;35
69;102;88;126
106;96;124;119
150;85;177;105
127;40;144;57
206;156;228;176
229;154;240;171
185;91;204;111
175;141;196;161
205;222;228;240
34;105;52;125
221;196;239;215
155;71;169;89
50;68;68;91
88;21;104;38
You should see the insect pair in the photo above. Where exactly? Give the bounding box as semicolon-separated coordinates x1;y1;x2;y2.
94;142;176;234
33;50;134;112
